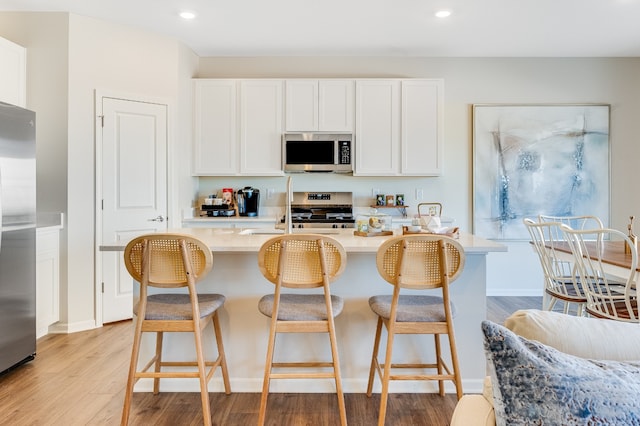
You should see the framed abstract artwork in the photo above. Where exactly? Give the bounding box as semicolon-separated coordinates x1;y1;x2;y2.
472;104;610;240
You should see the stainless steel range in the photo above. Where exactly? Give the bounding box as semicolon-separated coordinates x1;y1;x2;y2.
280;192;355;229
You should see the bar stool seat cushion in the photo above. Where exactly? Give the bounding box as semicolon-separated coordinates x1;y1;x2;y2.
369;295;456;322
258;293;344;320
134;293;226;320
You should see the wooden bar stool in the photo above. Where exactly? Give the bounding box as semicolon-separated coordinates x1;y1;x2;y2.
256;234;348;425
366;235;465;426
121;233;231;426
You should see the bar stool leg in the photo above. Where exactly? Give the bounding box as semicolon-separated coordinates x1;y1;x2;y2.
366;318;383;396
327;316;347;425
153;332;163;394
212;312;231;394
258;317;278;426
378;325;396;426
121;315;144;426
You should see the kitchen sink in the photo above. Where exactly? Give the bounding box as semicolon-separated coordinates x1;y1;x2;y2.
238;228;285;235
292;228;341;234
238;228;341;235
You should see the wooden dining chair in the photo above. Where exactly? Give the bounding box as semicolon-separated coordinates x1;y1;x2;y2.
562;225;639;322
256;234;347;426
121;233;231;426
366;234;465;426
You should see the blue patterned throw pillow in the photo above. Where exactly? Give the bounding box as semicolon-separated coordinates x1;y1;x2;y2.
482;320;640;426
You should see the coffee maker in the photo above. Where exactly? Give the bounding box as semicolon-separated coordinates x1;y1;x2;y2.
236;186;260;216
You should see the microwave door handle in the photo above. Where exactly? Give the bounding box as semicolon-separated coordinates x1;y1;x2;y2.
334;139;339;165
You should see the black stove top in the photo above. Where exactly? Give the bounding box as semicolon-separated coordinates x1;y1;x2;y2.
282;192;354;228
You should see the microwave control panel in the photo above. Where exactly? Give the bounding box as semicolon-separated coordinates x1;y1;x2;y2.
339;140;351;165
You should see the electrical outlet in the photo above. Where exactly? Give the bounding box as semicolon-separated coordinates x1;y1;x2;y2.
415;188;424;200
372;188;380;198
267;188;275;200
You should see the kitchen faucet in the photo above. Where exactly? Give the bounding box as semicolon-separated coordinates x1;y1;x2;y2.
285;175;293;234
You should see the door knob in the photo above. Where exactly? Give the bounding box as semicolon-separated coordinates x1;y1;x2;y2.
148;215;166;222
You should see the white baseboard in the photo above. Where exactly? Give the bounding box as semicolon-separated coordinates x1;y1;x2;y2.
47;320;98;334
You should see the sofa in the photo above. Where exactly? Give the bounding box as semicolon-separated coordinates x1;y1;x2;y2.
450;309;640;426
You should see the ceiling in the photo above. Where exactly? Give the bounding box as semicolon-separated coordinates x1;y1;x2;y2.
1;0;640;57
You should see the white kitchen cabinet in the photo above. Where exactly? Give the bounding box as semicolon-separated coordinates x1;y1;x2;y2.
239;80;284;175
354;80;400;175
0;36;26;107
193;78;442;177
285;80;354;132
36;228;60;338
354;79;443;176
193;79;284;176
285;80;317;131
401;79;444;175
193;80;238;175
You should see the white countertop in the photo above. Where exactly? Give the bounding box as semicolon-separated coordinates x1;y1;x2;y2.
181;214;454;227
37;212;64;230
101;227;506;254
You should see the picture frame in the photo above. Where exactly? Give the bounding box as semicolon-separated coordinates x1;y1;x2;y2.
472;104;610;240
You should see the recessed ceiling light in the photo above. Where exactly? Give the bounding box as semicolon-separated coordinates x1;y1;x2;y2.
179;11;196;20
435;10;452;18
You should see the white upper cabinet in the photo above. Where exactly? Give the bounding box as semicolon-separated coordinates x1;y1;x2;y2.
193;78;442;177
355;79;443;176
0;36;26;107
192;79;284;176
401;79;444;176
193;79;238;175
354;80;400;176
285;80;317;131
285;80;354;132
239;80;284;175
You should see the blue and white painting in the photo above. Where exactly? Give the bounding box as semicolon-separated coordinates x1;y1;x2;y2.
473;104;610;240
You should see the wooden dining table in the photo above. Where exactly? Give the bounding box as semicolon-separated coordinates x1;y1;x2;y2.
551;240;640;279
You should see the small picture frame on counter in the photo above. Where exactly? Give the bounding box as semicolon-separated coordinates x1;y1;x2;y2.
376;194;385;206
396;194;405;206
386;195;395;206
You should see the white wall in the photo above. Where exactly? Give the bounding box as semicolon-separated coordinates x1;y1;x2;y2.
197;57;640;295
64;14;198;329
0;12;199;331
0;12;71;315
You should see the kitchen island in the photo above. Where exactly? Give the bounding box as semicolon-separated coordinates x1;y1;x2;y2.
102;228;506;394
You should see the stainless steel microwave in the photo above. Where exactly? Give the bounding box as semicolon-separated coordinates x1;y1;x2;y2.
282;132;353;173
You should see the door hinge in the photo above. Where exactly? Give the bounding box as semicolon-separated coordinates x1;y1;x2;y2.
98;115;104;127
101;282;104;293
101;199;104;210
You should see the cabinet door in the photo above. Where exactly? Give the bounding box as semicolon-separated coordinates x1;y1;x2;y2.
193;80;238;175
354;80;400;176
401;79;444;176
319;80;354;131
0;36;26;107
285;80;318;131
36;229;60;338
239;80;284;176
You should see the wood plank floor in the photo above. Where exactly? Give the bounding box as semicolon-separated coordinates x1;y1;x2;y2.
0;296;543;425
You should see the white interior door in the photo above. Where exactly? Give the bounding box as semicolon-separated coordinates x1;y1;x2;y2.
99;96;168;323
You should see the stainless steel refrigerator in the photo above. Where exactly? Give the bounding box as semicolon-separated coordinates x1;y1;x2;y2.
0;101;36;374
